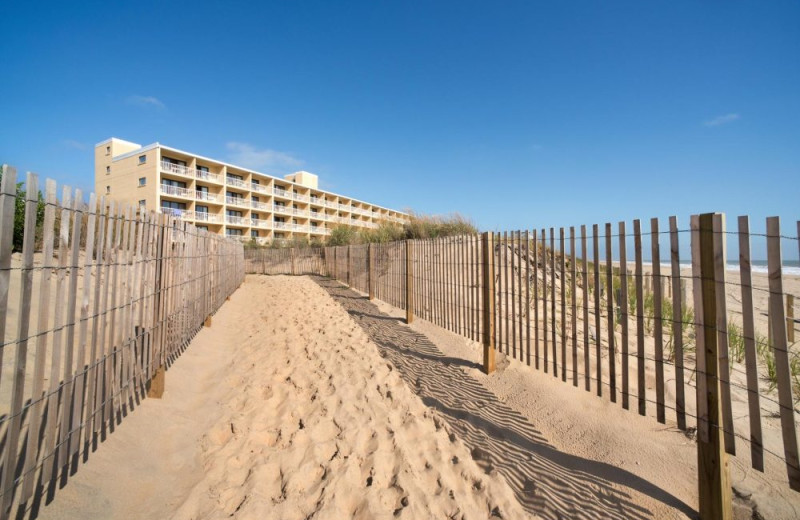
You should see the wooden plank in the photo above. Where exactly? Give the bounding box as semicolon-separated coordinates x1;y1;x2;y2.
40;186;73;487
581;225;590;391
542;228;548;373
532;230;539;369
669;216;686;429
713;214;735;455
58;188;83;473
0;165;18;392
570;227;578;386
606;223;616;402
560;228;566;381
1;173;39;513
70;193;97;459
634;219;645;415
652;218;665;422
619;221;629;409
511;232;517;358
504;232;510;353
766;216;800;490
506;231;522;359
406;240;413;324
737;216;763;471
696;213;733;520
551;228;557;376
593;224;601;396
518;232;524;362
691;215;708;441
525;230;531;365
19;179;57;504
86;199;109;437
482;232;495;374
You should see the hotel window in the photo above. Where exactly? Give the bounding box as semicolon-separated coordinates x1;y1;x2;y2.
139;200;146;209
162;201;186;210
106;166;111;174
226;209;242;217
106;145;110;155
106;186;111;194
162;179;186;188
138;177;147;187
138;155;147;165
250;230;258;238
197;165;209;172
162;157;187;167
226;228;243;237
197;225;209;231
253;196;259;202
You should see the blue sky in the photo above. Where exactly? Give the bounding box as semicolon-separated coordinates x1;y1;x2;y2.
0;1;798;248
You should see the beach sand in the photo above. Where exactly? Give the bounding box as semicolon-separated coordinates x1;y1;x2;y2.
36;275;532;520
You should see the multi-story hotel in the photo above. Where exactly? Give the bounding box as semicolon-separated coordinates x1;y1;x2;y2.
95;137;407;243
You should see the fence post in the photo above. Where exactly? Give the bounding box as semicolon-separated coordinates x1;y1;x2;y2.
482;232;496;374
406;240;414;324
696;212;733;520
291;247;296;276
368;243;374;300
347;245;351;286
788;294;795;344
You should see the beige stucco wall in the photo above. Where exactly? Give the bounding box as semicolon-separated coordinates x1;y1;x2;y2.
95;141;158;212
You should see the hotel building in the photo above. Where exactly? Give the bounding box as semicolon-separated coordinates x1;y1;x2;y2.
94;138;407;243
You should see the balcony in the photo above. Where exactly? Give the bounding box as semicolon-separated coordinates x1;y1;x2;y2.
273;188;291;199
160;184;194;199
161;161;223;184
251;219;272;229
292;192;310;202
180;211;220;223
291;207;309;217
225;215;249;226
251;200;271;211
226;177;248;189
196;170;222;183
225;195;249;207
160;207;186;218
195;191;220;203
251;183;270;194
160;161;194;178
273;204;292;215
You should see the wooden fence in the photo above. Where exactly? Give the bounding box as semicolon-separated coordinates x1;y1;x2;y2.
0;166;245;519
245;213;800;516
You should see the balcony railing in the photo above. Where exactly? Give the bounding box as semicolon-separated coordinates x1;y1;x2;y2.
226;177;247;188
179;211;220;223
273;188;291;198
225;215;248;226
273;204;292;215
160;207;186;218
195;191;220;203
292;192;309;202
251;200;271;211
161;161;223;184
196;169;222;183
160;161;193;177
160;184;194;199
225;195;248;207
251;183;269;194
251;219;272;229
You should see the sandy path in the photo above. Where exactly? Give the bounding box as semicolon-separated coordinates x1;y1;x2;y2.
37;275;530;520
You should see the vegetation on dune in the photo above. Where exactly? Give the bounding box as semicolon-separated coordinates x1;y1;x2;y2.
245;211;478;249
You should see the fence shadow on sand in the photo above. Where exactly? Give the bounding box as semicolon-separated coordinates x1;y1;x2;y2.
313;276;696;520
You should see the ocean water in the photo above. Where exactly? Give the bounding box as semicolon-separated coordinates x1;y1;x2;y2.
675;261;800;276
